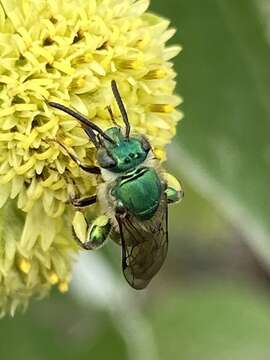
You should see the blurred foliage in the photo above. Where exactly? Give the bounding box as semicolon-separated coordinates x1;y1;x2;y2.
1;1;269;360
147;281;270;360
0;291;127;360
152;0;270;264
0;281;269;360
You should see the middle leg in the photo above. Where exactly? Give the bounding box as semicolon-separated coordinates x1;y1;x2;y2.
70;194;97;208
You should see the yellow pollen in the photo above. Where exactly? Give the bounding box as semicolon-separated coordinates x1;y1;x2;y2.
153;148;164;160
68;160;77;168
18;258;31;274
71;77;85;88
136;34;150;50
48;272;59;285
58;281;69;293
144;69;168;80
63;138;73;146
149;104;174;113
83;53;93;62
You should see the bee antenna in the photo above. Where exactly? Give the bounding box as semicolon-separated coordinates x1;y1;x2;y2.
111;80;130;138
107;105;121;129
48;102;116;145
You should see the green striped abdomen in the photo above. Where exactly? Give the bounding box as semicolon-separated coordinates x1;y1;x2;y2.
113;168;162;220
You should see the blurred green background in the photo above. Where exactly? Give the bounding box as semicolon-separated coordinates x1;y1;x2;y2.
1;0;269;359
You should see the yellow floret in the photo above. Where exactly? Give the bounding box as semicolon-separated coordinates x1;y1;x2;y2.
0;0;182;316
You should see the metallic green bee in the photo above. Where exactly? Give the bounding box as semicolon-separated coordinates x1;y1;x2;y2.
48;81;183;289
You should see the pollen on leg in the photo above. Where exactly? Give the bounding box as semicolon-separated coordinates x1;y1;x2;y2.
72;211;88;243
163;172;184;204
163;172;182;192
87;215;111;249
95;215;110;227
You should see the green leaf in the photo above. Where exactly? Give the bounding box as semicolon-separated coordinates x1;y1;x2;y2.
150;0;270;266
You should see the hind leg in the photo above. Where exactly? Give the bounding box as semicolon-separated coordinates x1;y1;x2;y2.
163;172;184;204
72;212;111;250
66;182;111;249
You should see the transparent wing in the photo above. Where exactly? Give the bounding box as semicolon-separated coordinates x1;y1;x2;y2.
116;194;168;290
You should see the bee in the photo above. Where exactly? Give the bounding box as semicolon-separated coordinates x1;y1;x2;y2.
48;80;183;289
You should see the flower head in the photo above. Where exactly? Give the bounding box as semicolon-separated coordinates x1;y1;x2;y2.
0;0;182;315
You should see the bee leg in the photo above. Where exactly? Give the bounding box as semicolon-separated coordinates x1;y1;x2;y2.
111;202;127;247
110;228;122;246
72;212;111;250
115;200;127;216
70;195;97;208
163;172;184;204
55;140;100;174
65;179;97;208
165;187;184;204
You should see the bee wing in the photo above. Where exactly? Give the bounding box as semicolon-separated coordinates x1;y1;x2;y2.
116;194;168;290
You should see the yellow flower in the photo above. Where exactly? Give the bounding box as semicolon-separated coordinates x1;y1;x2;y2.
0;0;182;316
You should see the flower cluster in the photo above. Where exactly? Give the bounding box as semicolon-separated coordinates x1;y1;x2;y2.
0;0;182;315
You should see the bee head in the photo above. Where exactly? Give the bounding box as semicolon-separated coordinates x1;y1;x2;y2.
48;80;151;173
96;127;151;172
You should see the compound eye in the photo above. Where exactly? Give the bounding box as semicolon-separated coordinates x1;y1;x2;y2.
140;136;151;152
97;149;116;169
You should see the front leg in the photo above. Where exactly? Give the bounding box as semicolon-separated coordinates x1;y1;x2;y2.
163;172;184;204
72;212;111;250
54;139;101;174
